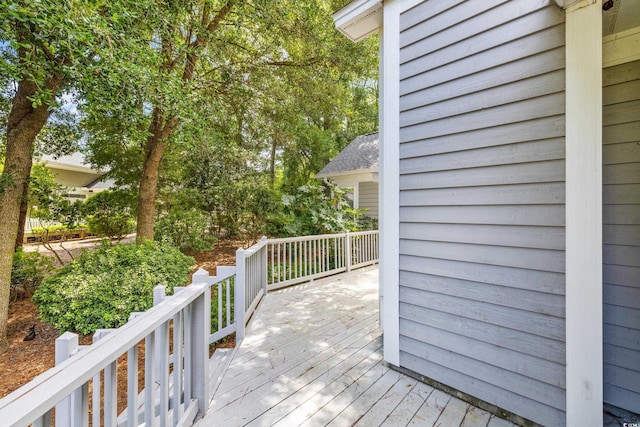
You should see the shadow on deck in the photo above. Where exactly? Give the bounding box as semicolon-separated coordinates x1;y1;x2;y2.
196;267;517;427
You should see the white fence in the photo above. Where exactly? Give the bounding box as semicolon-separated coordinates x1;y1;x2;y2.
0;230;377;427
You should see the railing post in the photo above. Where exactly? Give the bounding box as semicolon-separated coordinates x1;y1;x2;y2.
235;248;246;342
188;282;210;417
345;231;352;272
153;284;166;390
192;268;210;285
261;236;268;297
55;332;87;427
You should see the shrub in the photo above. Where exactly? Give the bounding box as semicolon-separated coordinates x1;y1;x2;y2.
155;208;217;253
10;250;54;300
280;183;357;236
83;190;136;240
33;241;195;334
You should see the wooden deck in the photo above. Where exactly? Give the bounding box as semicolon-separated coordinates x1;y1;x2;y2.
196;267;517;427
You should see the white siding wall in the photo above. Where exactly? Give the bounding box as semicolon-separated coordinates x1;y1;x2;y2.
398;1;566;425
602;59;640;414
358;181;379;219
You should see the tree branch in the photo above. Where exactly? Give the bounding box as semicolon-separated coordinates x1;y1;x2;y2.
182;0;235;81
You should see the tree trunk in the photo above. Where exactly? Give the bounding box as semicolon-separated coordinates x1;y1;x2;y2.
270;136;277;186
135;3;233;243
135;110;173;243
14;177;31;250
0;79;57;354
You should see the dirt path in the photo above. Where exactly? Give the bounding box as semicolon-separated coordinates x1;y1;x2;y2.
22;234;137;266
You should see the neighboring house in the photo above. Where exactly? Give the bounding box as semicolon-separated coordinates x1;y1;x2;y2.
40;153;112;200
316;132;379;219
27;153;113;233
334;1;639;426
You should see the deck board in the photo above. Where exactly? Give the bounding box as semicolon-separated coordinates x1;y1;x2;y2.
197;267;518;427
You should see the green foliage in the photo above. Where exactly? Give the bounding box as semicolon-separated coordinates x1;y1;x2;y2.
279;182;367;237
77;0;378;242
33;241;194;334
83;189;136;240
156;208;217;253
10;249;54;300
28;163;84;229
165;148;284;240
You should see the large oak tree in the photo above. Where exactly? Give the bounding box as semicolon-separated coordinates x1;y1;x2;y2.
84;0;378;241
0;0;149;353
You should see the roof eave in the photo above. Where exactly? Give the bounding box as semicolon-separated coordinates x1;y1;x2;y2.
44;160;105;175
333;0;383;42
316;167;377;180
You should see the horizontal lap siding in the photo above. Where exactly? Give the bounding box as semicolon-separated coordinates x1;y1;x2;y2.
602;60;640;414
398;1;566;426
359;181;378;219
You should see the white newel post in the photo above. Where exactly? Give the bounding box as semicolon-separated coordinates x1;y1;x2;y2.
235;248;246;341
189;282;210;417
55;332;88;427
192;268;210;285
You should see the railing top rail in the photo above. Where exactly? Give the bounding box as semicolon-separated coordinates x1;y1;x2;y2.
0;282;208;425
268;232;345;244
267;230;378;244
194;266;236;285
348;230;379;237
242;237;268;256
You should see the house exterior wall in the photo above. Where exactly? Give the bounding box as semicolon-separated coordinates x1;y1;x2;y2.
358;181;379;219
397;1;567;425
602;59;640;414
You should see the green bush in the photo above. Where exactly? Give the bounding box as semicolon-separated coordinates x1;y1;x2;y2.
279;183;358;236
156;208;217;253
83;190;136;240
33;241;195;334
10;250;54;300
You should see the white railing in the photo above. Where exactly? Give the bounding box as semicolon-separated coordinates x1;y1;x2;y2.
0;230;377;427
234;236;268;341
348;230;379;269
268;230;379;290
192;266;237;344
0;282;211;427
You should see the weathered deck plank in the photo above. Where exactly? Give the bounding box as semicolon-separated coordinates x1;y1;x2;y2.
210;315;379;400
461;406;493;426
407;389;452;426
197;267;518;427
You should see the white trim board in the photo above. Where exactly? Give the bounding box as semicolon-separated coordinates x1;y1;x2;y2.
603;26;640;67
565;1;603;425
380;0;401;368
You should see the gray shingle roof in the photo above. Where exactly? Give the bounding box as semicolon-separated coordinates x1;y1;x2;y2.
316;132;378;178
